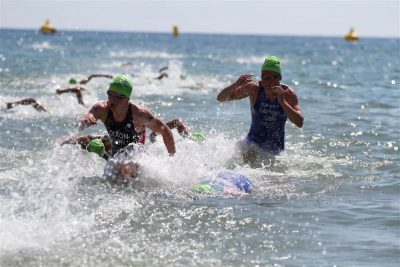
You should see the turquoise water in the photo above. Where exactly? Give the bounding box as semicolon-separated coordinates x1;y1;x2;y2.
0;29;399;266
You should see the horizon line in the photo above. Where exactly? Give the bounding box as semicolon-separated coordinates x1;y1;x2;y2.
1;27;398;40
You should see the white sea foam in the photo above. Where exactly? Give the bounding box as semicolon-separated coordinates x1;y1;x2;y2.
1;31;398;266
109;50;185;59
28;41;63;52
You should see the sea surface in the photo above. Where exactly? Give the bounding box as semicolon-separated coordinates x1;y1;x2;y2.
0;29;399;266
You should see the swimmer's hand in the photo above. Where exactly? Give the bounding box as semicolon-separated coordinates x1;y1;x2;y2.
76;114;97;130
268;85;283;103
235;74;253;87
6;102;14;109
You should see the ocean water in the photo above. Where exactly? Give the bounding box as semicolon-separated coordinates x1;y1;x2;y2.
0;29;399;266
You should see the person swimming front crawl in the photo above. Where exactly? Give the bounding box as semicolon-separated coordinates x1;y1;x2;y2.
5;97;47;112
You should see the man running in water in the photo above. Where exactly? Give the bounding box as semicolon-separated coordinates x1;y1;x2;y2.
217;56;303;162
77;75;175;179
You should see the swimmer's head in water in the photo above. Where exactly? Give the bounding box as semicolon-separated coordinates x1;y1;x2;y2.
86;139;105;157
188;132;205;142
108;75;132;98
69;78;77;84
192;184;213;193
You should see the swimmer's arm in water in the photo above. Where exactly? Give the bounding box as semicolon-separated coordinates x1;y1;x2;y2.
217;74;256;102
56;87;86;105
76;101;107;130
159;66;168;72
79;74;113;84
11;98;37;106
136;108;176;155
167;119;189;137
6;98;47;112
59;133;112;156
56;86;85;95
149;118;189;143
75;90;85;106
59;135;94;149
121;62;133;67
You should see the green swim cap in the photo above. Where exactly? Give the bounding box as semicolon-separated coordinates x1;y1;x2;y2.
69;78;77;84
86;139;105;157
108;75;132;98
261;56;281;74
188;132;205;142
193;184;213;193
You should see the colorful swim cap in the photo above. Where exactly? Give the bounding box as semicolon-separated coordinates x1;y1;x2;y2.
261;56;281;74
86;139;105;157
188;132;205;142
108;75;132;98
69;78;77;84
193;184;213;193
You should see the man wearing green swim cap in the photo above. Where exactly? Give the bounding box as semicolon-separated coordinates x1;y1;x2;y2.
217;56;303;161
86;139;106;158
59;133;112;160
77;75;176;179
69;78;77;84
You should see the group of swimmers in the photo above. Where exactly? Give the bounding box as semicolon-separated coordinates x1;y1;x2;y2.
5;56;304;183
5;74;113;111
76;55;303;179
5;66;169;110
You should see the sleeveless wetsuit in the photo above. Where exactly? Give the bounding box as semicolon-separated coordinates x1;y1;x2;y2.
246;82;287;153
104;104;145;156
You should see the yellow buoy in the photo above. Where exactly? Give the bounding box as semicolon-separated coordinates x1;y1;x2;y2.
172;25;179;38
344;27;359;42
40;19;57;34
